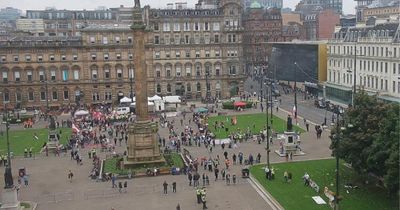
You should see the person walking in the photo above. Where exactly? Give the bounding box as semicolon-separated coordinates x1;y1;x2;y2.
111;173;117;188
214;167;219;181
188;172;193;186
118;182;123;193
201;193;208;209
172;181;177;193
176;204;181;210
196;187;202;204
238;152;243;165
22;174;29;186
67;170;73;183
123;181;127;193
163;181;168;194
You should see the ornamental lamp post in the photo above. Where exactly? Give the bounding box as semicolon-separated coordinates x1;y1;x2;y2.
3;104;13;189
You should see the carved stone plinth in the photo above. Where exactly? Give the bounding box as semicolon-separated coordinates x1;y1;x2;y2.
0;188;21;210
123;120;164;168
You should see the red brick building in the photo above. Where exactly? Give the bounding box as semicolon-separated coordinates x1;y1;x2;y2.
317;9;340;40
243;2;282;71
303;9;339;40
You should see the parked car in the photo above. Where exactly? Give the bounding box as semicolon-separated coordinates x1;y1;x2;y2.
315;99;327;109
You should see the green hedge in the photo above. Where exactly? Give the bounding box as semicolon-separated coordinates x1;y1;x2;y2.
222;101;253;110
4;115;35;124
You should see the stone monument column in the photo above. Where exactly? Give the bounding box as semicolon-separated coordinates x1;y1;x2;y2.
133;29;148;122
123;0;164;167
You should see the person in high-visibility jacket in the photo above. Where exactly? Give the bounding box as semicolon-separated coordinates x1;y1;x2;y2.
196;187;201;204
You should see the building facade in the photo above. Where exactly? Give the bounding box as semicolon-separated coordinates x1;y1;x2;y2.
325;23;400;104
0;26;135;110
269;41;327;96
147;0;246;100
303;9;340;40
243;4;282;70
0;0;246;110
296;0;343;15
26;8;121;36
244;0;283;9
16;19;45;35
0;7;21;21
363;5;400;22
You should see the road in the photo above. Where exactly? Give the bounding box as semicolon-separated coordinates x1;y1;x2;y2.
244;77;336;126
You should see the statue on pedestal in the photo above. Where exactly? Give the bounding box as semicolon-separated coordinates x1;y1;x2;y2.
287;115;293;131
4;166;13;189
134;0;141;8
49;116;56;130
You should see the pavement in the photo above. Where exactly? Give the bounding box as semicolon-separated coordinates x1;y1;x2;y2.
243;77;336;127
0;93;334;210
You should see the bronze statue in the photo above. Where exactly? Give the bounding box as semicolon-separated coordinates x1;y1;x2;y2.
49;116;56;130
287;115;293;131
4;166;14;189
134;0;141;8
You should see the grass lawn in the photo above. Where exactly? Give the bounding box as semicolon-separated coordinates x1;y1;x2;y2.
0;127;71;156
207;113;304;139
104;153;184;175
250;159;398;210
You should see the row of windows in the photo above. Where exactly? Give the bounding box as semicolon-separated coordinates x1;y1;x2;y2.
0;52;132;63
154;50;223;59
3;89;73;102
153;33;238;45
1;54;77;63
88;36;132;45
155;22;221;32
328;70;400;93
329;59;400;75
154;64;237;77
1;70;81;82
155;82;221;94
329;45;399;58
2;89;117;102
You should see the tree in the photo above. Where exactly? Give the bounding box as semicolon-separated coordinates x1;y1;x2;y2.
330;91;399;196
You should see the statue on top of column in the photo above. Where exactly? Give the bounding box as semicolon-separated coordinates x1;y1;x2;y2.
134;0;141;8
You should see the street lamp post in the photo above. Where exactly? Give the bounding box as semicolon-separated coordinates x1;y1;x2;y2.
293;62;298;121
265;82;270;169
129;55;134;104
205;71;210;108
44;73;49;119
4;105;13;189
352;43;357;106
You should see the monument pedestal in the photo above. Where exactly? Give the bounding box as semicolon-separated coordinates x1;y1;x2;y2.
275;131;306;157
1;188;21;210
46;130;60;152
123;120;165;168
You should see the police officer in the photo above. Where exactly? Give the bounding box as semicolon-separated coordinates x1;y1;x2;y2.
201;193;207;209
24;148;28;158
196;187;201;204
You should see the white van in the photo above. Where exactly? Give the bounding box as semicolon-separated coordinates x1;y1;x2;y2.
116;107;130;115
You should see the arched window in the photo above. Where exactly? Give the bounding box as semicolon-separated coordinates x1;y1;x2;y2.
196;65;201;76
185;64;191;77
166;65;171;78
91;65;98;80
116;65;123;79
104;65;111;79
167;83;171;92
156;84;161;93
196;82;201;92
175;64;182;77
155;65;161;78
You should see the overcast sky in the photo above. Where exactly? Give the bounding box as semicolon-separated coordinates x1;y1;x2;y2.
1;0;356;15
